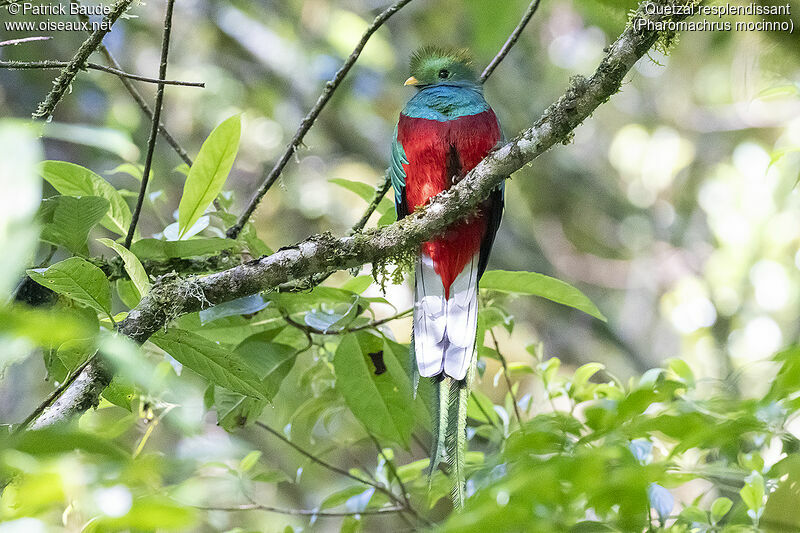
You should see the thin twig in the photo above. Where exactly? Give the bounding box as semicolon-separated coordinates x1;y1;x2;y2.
470;391;504;432
253;421;405;508
366;435;429;527
226;0;415;239
32;0;133;121
350;172;393;235
0;60;204;87
70;0;195;168
0;36;52;47
368;435;412;506
489;328;522;423
196;503;405;517
282;308;412;336
124;0;176;249
480;0;542;83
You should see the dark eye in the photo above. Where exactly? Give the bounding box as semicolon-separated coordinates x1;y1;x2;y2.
438;69;450;79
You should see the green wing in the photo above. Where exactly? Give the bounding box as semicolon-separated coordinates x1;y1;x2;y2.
390;124;409;219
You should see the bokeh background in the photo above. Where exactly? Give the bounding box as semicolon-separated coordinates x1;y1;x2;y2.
3;0;800;530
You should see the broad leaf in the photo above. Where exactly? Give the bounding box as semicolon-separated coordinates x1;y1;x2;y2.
98;238;151;301
214;387;268;431
27;257;112;317
177;114;241;238
234;331;297;400
334;332;414;448
38;161;132;236
330;178;375;203
199;294;269;325
150;328;266;399
130;237;239;260
37;195;108;255
481;270;606;321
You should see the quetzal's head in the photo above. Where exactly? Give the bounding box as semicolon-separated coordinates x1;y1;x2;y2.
404;46;478;89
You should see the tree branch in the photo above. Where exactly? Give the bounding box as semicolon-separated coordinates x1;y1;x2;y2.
31;0;133;121
350;172;393;235
25;0;694;428
489;328;522;423
253;421;407;509
0;60;204;87
124;0;177;249
68;0;195;168
0;36;52;47
226;0;415;239
196;503;405;517
480;0;542;83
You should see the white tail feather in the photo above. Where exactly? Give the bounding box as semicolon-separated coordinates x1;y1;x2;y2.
413;253;479;380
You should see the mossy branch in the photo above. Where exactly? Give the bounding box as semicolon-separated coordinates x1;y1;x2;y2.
31;0;133;121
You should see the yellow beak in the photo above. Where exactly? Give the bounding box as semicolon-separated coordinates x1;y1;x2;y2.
404;76;419;86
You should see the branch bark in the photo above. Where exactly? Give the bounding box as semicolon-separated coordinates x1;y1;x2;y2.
25;0;693;428
70;0;196;168
480;0;542;83
31;0;133;121
0;60;204;87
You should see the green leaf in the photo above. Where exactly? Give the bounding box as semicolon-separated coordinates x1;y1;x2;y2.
679;505;709;524
41;122;139;161
764;455;800;530
38;161;132;236
320;486;371;510
150;328;266;399
467;389;500;425
341;275;373;294
667;358;694;385
239;450;262;472
102;377;135;411
5;427;128;460
214;388;268;431
130;237;239;260
98;238;151;301
480;270;606;321
377;208;397;227
710;497;733;523
83;496;197;532
252;468;289;483
329;178;375;203
37;195;109;254
740;471;765;512
234;332;298;401
27;257;112;317
334;332;414;448
107;162;144;181
178;115;241;238
572;363;605;390
0;304;96;348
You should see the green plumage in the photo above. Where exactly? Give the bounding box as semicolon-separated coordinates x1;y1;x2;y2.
428;348;476;509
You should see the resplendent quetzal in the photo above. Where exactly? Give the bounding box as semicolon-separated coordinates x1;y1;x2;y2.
390;46;504;505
